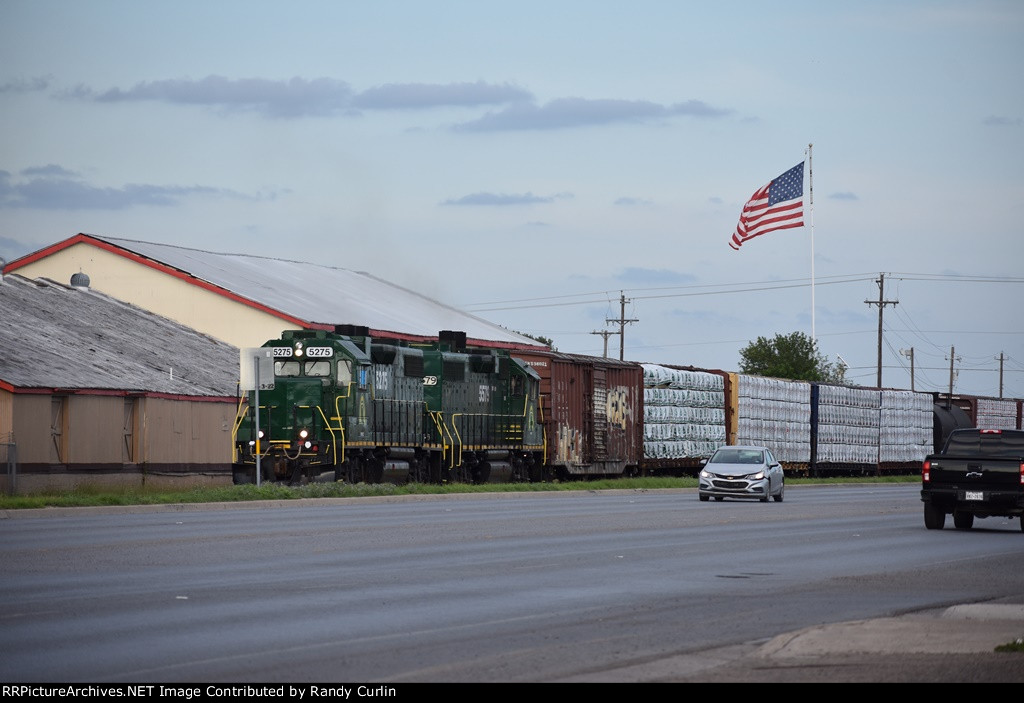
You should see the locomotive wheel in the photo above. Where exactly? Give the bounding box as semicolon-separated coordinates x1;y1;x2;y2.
367;459;384;484
408;457;429;484
472;462;491;485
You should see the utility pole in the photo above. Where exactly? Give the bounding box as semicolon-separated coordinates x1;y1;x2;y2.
997;352;1006;398
900;347;915;391
864;273;898;388
947;346;960;400
590;329;617;358
606;291;638;361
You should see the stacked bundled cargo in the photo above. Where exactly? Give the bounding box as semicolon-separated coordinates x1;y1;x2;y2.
735;375;811;464
641;364;726;460
879;389;933;464
814;384;880;465
975;397;1020;430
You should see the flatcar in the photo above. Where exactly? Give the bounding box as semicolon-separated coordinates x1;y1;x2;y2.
232;327;545;484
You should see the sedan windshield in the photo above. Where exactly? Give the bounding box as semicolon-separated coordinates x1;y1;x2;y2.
710;449;763;464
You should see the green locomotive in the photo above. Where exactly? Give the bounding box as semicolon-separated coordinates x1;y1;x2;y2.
232;327;546;485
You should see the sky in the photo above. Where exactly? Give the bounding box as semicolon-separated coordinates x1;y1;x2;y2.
2;0;1023;399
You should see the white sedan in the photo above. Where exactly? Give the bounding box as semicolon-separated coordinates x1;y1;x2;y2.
698;445;785;502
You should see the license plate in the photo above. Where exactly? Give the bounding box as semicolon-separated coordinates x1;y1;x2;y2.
965;491;984;501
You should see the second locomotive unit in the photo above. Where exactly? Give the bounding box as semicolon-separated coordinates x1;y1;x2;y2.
232;327;545;485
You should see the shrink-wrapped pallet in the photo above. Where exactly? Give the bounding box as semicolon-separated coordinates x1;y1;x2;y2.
642;364;727;460
735;375;811;463
879;390;933;463
975;397;1018;430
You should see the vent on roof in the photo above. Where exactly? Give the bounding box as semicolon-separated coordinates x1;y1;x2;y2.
439;330;467;352
70;271;90;289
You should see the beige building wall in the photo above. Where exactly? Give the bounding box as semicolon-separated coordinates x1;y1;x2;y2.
0;388;12;438
13;241;296;349
10;394;51;465
1;390;237;493
138;396;236;466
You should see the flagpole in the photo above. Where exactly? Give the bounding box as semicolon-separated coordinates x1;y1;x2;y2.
807;143;815;343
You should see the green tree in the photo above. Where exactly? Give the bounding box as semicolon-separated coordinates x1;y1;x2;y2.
738;331;844;383
515;331;556;350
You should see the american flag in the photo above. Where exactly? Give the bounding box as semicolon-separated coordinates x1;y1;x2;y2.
729;161;805;251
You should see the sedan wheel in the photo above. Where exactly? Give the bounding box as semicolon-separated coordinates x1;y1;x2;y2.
773;480;785;502
699;494;710;502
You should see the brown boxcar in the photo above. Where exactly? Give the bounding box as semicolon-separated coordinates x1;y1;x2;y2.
511;350;644;478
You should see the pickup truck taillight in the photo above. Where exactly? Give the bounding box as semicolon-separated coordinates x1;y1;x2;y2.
922;460;931;483
1020;462;1024;485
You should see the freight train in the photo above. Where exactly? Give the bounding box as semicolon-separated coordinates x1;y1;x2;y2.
231;327;1023;484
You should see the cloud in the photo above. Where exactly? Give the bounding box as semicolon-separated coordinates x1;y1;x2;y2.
62;75;533;118
828;192;859;200
0;166;255;210
0;234;34;262
983;115;1023;126
454;97;731;132
0;76;51;94
614;197;654;206
55;75;732;132
352;81;531;109
70;75;356;118
441;192;563;206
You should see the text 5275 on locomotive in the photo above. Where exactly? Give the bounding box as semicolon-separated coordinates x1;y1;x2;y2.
232;327;545;485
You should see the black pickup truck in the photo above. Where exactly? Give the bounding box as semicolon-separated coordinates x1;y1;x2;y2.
921;428;1024;532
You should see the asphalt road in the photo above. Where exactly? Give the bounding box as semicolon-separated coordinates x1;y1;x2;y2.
2;485;1023;683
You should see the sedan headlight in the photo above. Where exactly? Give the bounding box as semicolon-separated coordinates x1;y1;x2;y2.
749;470;765;480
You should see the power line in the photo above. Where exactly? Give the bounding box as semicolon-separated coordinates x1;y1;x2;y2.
462;274;875;312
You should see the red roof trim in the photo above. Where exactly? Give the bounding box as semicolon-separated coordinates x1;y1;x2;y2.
4;233;312;329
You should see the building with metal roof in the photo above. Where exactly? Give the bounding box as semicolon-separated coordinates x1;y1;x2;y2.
0;273;238;493
3;233;549;352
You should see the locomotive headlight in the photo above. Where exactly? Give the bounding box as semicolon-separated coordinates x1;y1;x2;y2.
295;342;304;357
257;430;265;439
304;441;312;449
299;429;309;439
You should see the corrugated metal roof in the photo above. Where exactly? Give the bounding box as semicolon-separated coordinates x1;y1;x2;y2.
0;274;238;396
84;235;546;349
